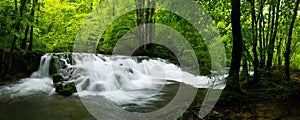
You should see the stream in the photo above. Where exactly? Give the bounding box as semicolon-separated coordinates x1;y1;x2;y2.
0;53;226;120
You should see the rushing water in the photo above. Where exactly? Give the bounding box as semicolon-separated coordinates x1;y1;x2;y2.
0;53;226;119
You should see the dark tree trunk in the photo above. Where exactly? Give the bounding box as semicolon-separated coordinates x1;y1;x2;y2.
90;2;93;11
21;25;29;50
267;0;281;68
285;0;299;81
277;36;283;66
277;20;285;66
241;57;248;77
146;0;155;50
28;0;38;51
258;0;265;67
20;0;30;50
135;0;146;50
135;0;155;52
265;2;272;46
0;48;3;75
28;26;33;51
36;0;40;37
249;0;259;82
14;0;18;11
228;0;243;91
7;0;24;73
258;15;264;67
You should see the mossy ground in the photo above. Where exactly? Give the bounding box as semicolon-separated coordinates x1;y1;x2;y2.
201;69;300;120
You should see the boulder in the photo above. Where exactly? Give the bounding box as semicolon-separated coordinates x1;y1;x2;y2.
54;82;77;96
52;74;64;83
49;57;58;75
52;74;77;96
128;68;134;73
49;56;65;75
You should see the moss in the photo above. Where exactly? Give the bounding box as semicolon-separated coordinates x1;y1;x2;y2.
52;74;64;83
54;83;63;93
49;57;58;75
54;82;77;96
61;82;77;96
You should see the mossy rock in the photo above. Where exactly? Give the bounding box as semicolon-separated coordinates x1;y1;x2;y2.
54;83;63;93
49;57;58;75
54;82;77;96
128;68;133;73
52;74;64;83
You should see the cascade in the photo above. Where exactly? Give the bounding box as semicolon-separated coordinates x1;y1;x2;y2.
0;53;226;105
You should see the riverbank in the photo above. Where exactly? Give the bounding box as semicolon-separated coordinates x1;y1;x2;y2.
0;49;44;85
204;69;300;119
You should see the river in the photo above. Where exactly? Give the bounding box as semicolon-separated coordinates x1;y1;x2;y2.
0;53;226;119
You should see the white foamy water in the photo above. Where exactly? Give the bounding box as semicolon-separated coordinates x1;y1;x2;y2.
0;53;226;105
0;77;55;99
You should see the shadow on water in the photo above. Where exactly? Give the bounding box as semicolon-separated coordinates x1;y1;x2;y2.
0;94;95;120
0;83;207;120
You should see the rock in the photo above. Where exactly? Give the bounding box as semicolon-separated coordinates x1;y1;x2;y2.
52;74;64;83
54;82;77;96
54;83;63;92
61;82;77;96
64;53;73;64
52;67;77;96
49;56;66;75
80;78;90;90
49;57;58;75
128;68;133;73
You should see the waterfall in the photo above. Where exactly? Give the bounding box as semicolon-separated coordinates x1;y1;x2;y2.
0;53;226;104
31;54;52;78
0;54;55;100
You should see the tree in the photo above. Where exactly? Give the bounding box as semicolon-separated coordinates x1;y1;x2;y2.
20;0;31;50
266;0;281;68
248;0;259;82
285;0;300;81
228;0;243;92
7;0;25;73
28;0;38;51
135;0;156;51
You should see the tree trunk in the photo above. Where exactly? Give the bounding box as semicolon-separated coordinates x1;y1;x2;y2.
28;0;38;51
241;57;248;77
258;0;266;67
228;0;243;92
149;0;155;49
258;14;264;67
7;0;22;73
90;2;93;11
267;0;281;68
21;25;29;50
146;0;155;50
265;1;272;46
277;35;282;66
135;0;146;51
247;0;259;83
0;48;3;75
19;0;31;50
277;20;285;66
135;0;155;52
285;0;300;81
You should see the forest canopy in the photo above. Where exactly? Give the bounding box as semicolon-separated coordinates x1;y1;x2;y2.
0;0;299;69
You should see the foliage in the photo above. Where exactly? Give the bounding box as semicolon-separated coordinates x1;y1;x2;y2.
1;0;299;69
